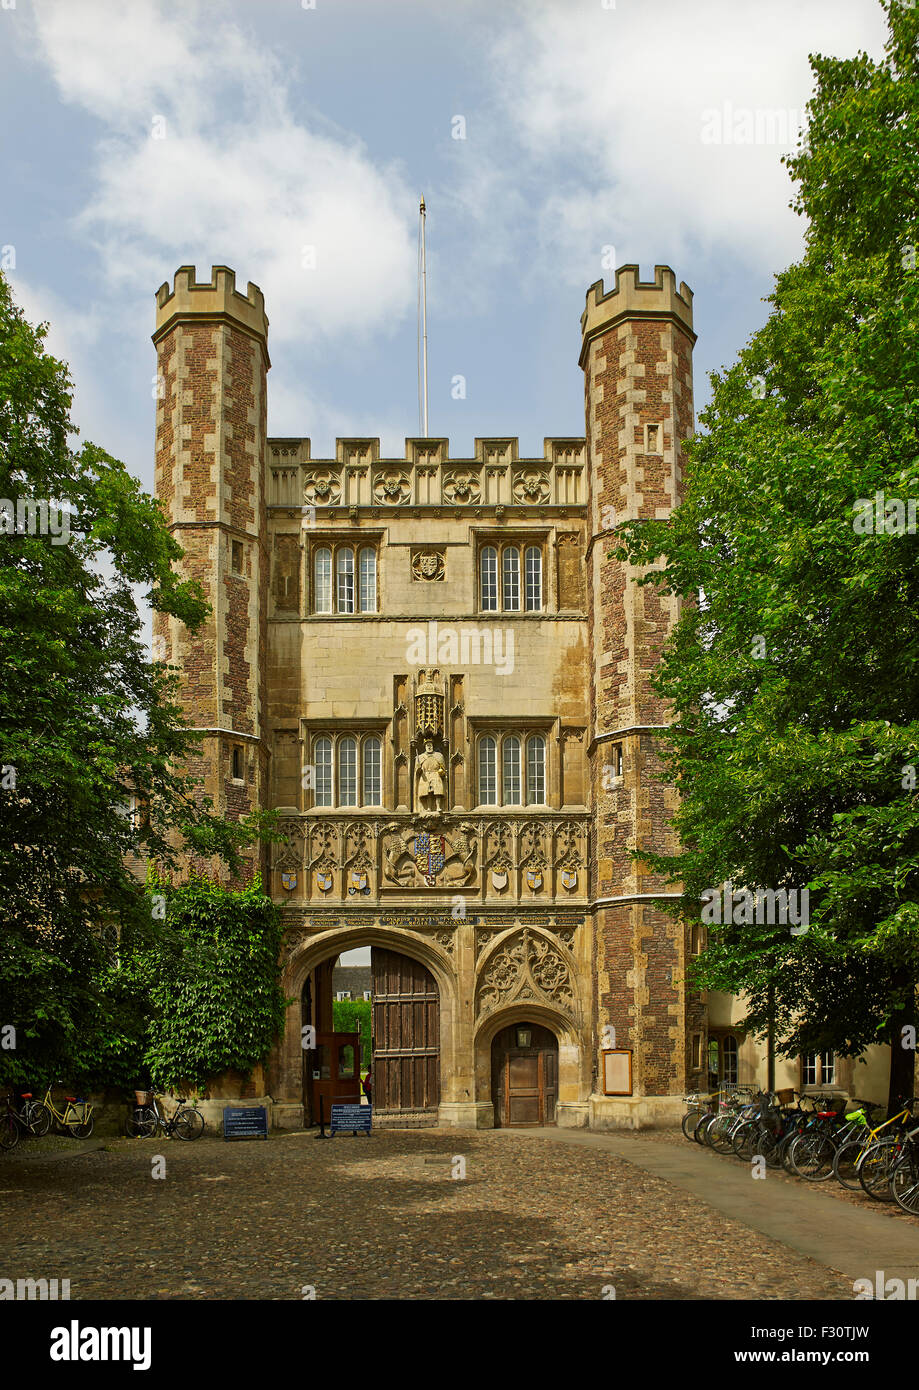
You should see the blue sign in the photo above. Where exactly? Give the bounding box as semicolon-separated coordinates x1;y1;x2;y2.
223;1105;268;1141
330;1103;372;1135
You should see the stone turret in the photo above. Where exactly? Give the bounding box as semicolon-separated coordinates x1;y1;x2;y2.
152;266;271;879
581;265;700;1122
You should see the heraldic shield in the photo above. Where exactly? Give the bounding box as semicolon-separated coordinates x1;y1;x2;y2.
281;871;298;892
413;832;446;887
315;870;333;893
348;869;370;896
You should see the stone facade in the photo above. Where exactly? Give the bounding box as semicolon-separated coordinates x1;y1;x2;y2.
152;262;710;1130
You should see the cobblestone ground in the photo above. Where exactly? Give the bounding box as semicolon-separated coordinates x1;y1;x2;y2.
0;1129;854;1300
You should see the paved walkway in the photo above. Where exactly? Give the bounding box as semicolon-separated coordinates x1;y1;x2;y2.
0;1128;865;1300
490;1127;919;1284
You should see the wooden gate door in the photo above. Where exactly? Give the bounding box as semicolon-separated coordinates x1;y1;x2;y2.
309;1031;361;1127
370;948;440;1125
491;1022;558;1127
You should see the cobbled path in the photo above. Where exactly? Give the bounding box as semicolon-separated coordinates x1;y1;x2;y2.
0;1128;854;1300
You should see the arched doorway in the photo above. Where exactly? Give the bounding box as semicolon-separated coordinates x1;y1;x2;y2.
299;943;441;1127
491;1021;558;1127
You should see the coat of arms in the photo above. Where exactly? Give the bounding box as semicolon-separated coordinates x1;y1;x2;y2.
560;869;577;892
315;870;333;893
491;869;508;891
281;871;298;892
348;870;369;896
526;869;543;892
413;832;446;886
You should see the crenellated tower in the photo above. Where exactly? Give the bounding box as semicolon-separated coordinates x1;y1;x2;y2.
152;265;271;880
580;265;699;1123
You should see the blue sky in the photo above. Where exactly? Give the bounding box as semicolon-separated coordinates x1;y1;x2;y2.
2;0;891;489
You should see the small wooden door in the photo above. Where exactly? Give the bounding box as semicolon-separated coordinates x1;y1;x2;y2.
371;947;440;1120
492;1022;558;1127
309;1031;361;1126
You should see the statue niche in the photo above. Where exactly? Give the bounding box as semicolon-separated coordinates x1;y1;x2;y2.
412;668;447;818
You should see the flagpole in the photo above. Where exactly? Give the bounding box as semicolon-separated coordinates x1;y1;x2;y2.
419;195;429;437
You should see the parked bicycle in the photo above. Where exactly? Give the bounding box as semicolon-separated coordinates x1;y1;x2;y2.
125;1090;205;1141
889;1123;919;1216
29;1083;94;1139
0;1094;21;1151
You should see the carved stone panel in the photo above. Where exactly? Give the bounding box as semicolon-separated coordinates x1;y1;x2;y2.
476;926;575;1020
273;533;301;613
557;532;585;609
411;548;446;581
303;467;341;505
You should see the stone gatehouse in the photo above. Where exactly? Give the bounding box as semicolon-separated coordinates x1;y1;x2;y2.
151;260;710;1130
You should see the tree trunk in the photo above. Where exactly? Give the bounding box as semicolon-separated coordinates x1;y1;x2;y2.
886;970;916;1118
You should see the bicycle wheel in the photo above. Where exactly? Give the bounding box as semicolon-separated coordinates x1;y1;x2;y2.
27;1102;51;1137
682;1108;706;1141
0;1112;19;1151
890;1151;919;1216
858;1138;900;1202
693;1112;717;1145
789;1131;836;1180
172;1108;202;1141
759;1127;783;1169
706;1114;735;1153
125;1108;155;1138
833;1138;870;1190
67;1109;94;1139
731;1120;758;1161
174;1106;204;1140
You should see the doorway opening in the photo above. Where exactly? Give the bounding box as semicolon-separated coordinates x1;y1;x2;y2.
491;1021;558;1127
301;943;441;1128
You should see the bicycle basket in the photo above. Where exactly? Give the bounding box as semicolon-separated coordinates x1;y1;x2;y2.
134;1090;153;1106
775;1088;795;1106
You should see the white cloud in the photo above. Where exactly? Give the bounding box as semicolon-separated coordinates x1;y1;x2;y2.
30;0;417;348
476;0;890;284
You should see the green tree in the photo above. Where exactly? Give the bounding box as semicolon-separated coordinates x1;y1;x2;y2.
333;998;372;1070
0;273;272;1088
616;0;919;1112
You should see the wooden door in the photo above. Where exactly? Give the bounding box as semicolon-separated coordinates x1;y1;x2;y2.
309;1031;361;1127
492;1022;558;1127
370;948;440;1122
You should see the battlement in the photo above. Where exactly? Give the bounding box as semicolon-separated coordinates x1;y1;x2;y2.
266;436;587;510
153;264;269;355
579;264;694;364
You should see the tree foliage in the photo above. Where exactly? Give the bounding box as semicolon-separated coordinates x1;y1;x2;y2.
615;1;919;1109
0;273;274;1087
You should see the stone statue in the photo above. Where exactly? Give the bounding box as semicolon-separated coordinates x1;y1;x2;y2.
414;739;447;816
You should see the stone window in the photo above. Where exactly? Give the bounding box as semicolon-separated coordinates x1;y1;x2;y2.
231;540;243;574
231;747;244;782
312;542;377;614
479;541;544;613
311;732;384;808
477;731;547;806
